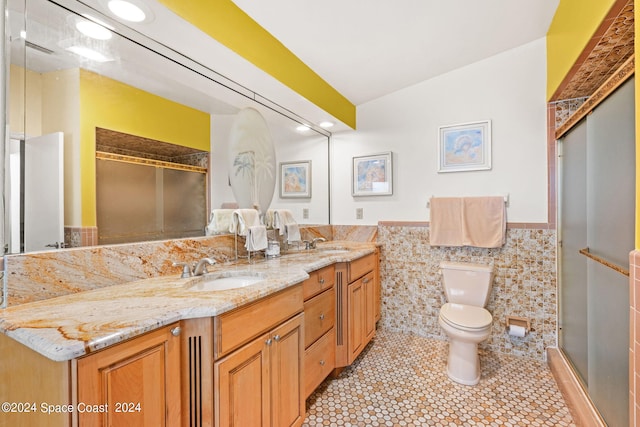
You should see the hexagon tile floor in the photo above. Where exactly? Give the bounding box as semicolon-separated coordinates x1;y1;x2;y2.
303;329;575;426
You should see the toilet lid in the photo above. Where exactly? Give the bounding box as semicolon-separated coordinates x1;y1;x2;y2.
440;303;492;331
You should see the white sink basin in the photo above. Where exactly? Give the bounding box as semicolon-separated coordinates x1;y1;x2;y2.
189;272;266;291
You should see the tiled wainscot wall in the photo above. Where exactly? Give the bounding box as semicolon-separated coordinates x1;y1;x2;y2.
377;223;557;361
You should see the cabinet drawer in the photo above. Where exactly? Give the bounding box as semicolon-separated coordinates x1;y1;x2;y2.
304;328;335;398
303;287;335;348
213;284;303;359
302;264;335;300
348;253;375;282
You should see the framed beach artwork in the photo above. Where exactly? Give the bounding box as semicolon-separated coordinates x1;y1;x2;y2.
280;160;311;198
438;120;491;172
352;151;393;196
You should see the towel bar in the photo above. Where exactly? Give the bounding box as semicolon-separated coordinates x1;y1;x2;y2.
427;194;509;208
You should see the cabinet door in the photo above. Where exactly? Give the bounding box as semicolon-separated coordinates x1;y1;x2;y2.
215;332;270;427
271;314;304;427
374;249;381;322
347;280;365;364
363;272;376;342
77;323;181;427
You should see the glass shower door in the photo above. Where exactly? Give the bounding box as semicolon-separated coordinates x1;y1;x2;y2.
558;77;634;427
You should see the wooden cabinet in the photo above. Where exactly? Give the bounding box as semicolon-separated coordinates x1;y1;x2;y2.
302;264;335;398
0;334;72;427
76;323;181;427
348;271;376;362
213;284;304;427
0;249;381;427
215;313;304;427
335;251;380;370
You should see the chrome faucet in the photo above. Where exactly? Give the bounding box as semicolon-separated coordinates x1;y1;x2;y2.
172;261;193;278
173;257;216;278
304;237;326;250
193;258;216;276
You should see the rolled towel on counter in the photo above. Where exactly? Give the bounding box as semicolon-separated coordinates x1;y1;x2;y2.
229;209;261;236
284;223;301;243
205;209;235;235
245;225;268;251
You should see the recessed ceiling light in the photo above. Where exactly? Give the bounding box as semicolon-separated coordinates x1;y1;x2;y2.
66;45;112;62
76;20;112;40
296;125;310;132
108;0;147;22
319;121;334;128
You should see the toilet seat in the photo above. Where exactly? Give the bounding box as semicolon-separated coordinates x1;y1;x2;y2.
439;303;492;332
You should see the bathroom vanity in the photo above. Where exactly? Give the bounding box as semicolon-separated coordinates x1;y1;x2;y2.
0;242;380;427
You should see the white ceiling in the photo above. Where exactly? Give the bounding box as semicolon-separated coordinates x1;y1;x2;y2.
231;0;560;105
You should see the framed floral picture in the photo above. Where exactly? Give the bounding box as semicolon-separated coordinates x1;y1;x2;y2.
352;151;393;196
280;160;311;198
438;120;491;172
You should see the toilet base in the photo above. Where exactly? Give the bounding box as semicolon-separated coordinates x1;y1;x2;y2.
446;339;481;386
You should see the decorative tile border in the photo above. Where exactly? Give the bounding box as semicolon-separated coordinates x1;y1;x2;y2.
550;0;634;103
64;226;98;248
556;55;635;139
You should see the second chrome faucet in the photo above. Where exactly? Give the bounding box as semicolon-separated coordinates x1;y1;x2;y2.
173;257;216;278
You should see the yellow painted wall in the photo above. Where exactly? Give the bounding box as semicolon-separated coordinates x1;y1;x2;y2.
158;0;356;129
42;69;81;227
79;69;210;226
636;6;640;248
546;0;615;100
9;64;42;136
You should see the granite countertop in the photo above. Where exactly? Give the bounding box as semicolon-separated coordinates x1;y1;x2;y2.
0;241;376;362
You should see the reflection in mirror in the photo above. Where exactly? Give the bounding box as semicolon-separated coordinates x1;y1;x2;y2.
5;0;330;253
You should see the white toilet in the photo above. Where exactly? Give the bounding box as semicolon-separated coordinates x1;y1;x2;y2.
438;261;494;385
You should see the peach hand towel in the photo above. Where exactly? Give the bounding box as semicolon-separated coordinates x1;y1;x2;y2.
429;197;464;246
461;197;506;248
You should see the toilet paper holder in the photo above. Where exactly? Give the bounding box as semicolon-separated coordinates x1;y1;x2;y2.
505;316;530;334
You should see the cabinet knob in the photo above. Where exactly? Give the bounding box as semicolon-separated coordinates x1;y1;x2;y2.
273;335;281;342
170;326;181;337
362;278;370;284
265;338;272;346
319;360;325;366
319;313;325;321
319;277;325;284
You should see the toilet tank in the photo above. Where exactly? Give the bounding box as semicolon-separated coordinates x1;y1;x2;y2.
440;261;494;307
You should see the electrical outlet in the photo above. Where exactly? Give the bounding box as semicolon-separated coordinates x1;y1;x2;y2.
302;208;309;219
356;208;363;220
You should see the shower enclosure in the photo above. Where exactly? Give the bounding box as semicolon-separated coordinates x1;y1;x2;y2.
558;77;635;426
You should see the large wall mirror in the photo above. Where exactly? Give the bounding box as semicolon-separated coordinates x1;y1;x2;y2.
5;0;330;253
